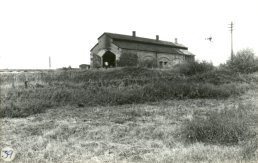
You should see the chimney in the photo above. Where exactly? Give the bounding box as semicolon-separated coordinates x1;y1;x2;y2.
132;31;136;37
156;35;159;41
175;38;178;44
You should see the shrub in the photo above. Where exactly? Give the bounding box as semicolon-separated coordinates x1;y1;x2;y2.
180;103;256;145
61;66;72;70
227;48;258;73
176;60;214;76
188;69;245;85
117;52;138;67
241;137;258;160
139;59;157;68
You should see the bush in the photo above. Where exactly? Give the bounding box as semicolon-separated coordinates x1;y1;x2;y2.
139;59;157;68
188;69;245;85
241;137;258;160
117;52;138;67
176;60;214;76
180;103;256;145
227;48;258;73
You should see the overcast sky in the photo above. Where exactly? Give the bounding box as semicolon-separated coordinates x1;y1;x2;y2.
0;0;258;69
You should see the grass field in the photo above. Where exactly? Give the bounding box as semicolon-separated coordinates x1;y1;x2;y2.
0;68;258;162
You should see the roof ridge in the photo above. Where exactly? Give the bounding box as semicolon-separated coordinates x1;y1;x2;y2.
103;32;187;49
105;32;159;41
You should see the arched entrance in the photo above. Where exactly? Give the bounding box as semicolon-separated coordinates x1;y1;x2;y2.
102;51;116;68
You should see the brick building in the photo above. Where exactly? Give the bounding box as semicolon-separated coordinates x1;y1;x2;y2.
90;31;195;68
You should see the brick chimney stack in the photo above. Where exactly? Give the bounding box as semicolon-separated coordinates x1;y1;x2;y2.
175;38;178;44
156;35;159;41
132;31;136;37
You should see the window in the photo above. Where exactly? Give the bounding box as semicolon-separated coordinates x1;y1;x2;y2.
159;61;163;68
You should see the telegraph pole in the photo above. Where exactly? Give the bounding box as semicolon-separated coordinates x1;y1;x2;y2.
49;56;51;69
229;21;234;60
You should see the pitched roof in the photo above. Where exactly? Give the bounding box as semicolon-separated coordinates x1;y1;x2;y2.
103;32;188;49
113;40;183;54
93;32;194;56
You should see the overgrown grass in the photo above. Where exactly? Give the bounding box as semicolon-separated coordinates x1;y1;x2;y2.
188;69;244;85
1;89;257;162
0;67;173;85
1;61;258;162
0;81;247;118
0;67;255;118
180;103;257;145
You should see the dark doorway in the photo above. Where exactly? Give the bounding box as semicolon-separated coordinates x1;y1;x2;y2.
102;51;116;68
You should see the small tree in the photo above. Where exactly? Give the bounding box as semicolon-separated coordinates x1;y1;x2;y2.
176;60;214;76
227;48;258;73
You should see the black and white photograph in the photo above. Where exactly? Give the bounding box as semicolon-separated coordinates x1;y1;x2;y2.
0;0;258;162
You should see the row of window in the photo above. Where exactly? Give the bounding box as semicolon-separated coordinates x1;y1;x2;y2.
159;61;168;66
159;61;168;68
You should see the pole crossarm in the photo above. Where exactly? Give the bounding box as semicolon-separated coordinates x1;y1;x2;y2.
228;22;234;60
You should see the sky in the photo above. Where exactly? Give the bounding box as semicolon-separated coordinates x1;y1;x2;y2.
0;0;258;69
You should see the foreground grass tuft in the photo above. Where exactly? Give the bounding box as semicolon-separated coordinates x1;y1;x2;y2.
180;103;257;145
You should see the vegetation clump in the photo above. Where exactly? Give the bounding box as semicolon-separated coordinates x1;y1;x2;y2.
175;60;214;76
180;103;257;145
226;48;258;73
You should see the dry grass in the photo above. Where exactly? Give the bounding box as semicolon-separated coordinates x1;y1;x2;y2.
1;69;257;162
1;88;257;162
0;68;251;118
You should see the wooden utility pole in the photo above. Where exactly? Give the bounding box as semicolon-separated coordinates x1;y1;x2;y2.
49;56;51;69
229;22;234;60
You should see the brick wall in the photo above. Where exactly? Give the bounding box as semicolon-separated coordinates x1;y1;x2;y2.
120;49;186;68
90;34;194;68
91;35;122;68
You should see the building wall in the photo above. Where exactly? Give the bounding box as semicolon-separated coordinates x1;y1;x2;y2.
157;53;185;68
91;35;122;68
91;34;110;55
121;49;156;66
91;34;194;68
120;49;187;68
